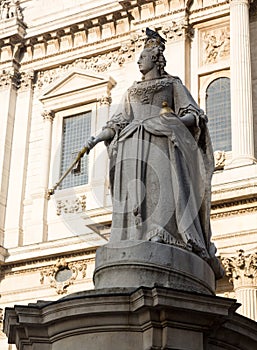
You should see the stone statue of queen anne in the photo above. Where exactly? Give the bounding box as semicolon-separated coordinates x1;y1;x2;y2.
86;29;223;278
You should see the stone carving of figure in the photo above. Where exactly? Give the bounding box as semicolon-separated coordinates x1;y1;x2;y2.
0;0;23;20
9;0;17;17
86;28;222;277
0;1;9;19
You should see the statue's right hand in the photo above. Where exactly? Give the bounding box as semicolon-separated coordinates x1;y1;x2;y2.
85;136;98;154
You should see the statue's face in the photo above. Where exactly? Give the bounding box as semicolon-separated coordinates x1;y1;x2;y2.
137;50;155;75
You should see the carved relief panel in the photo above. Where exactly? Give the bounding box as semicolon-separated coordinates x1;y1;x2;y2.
199;23;230;67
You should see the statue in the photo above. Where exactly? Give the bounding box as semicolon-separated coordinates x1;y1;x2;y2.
85;29;222;278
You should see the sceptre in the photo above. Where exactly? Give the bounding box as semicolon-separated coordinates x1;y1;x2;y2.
47;145;89;199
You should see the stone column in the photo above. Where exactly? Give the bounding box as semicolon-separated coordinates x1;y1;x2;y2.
222;250;257;321
230;0;256;165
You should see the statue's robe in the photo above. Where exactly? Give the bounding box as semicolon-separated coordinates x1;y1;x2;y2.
105;75;215;262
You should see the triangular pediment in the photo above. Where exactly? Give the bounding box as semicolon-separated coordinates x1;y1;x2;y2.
40;69;113;100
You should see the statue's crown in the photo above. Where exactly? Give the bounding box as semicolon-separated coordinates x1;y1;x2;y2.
144;27;166;50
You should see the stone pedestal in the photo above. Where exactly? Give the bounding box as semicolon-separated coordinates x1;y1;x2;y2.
94;241;216;295
4;286;257;350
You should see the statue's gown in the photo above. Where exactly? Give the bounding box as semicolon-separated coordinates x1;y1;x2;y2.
105;76;215;260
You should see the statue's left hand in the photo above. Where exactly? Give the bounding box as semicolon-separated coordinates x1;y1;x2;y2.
180;113;196;127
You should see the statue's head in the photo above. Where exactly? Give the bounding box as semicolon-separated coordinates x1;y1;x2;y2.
137;28;167;79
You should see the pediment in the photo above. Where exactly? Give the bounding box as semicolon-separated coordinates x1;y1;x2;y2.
39;69;114;101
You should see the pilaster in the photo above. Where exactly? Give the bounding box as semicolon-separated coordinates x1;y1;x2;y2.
229;0;256;165
0;67;19;246
162;18;194;87
22;109;55;245
222;249;257;320
4;70;35;248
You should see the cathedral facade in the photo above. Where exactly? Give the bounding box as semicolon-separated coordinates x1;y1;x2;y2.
0;0;257;347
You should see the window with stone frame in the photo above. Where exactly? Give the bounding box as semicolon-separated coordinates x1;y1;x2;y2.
60;111;91;189
206;77;231;152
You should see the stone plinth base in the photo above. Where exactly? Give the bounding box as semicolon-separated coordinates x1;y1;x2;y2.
4;287;257;350
94;241;215;295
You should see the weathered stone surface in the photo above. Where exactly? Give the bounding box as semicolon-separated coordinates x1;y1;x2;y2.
4;287;257;350
94;241;216;295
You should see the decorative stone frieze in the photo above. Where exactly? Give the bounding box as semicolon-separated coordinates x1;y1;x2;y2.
35;49;127;90
0;68;19;89
222;250;257;288
200;25;230;65
40;258;87;294
162;20;194;41
56;195;87;216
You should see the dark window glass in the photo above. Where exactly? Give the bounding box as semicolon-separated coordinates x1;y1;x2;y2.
206;77;231;152
60;112;91;189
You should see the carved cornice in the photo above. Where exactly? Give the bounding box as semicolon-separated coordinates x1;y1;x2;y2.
211;197;257;219
190;0;229;14
212;197;257;210
221;250;257;289
212;182;257;196
40;258;87;294
0;250;96;275
56;195;86;216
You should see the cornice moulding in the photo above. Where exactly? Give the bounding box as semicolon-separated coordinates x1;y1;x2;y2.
3;237;99;265
24;2;124;39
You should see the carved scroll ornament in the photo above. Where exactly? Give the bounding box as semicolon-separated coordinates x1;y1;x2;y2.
40;258;87;294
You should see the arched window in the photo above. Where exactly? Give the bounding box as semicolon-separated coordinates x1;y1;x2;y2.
206;77;231;152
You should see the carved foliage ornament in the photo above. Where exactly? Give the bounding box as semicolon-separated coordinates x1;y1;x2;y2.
40;258;87;294
56;195;86;216
42;109;55;123
36;49;129;90
221;250;257;289
0;68;19;89
0;69;34;90
162;20;194;41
